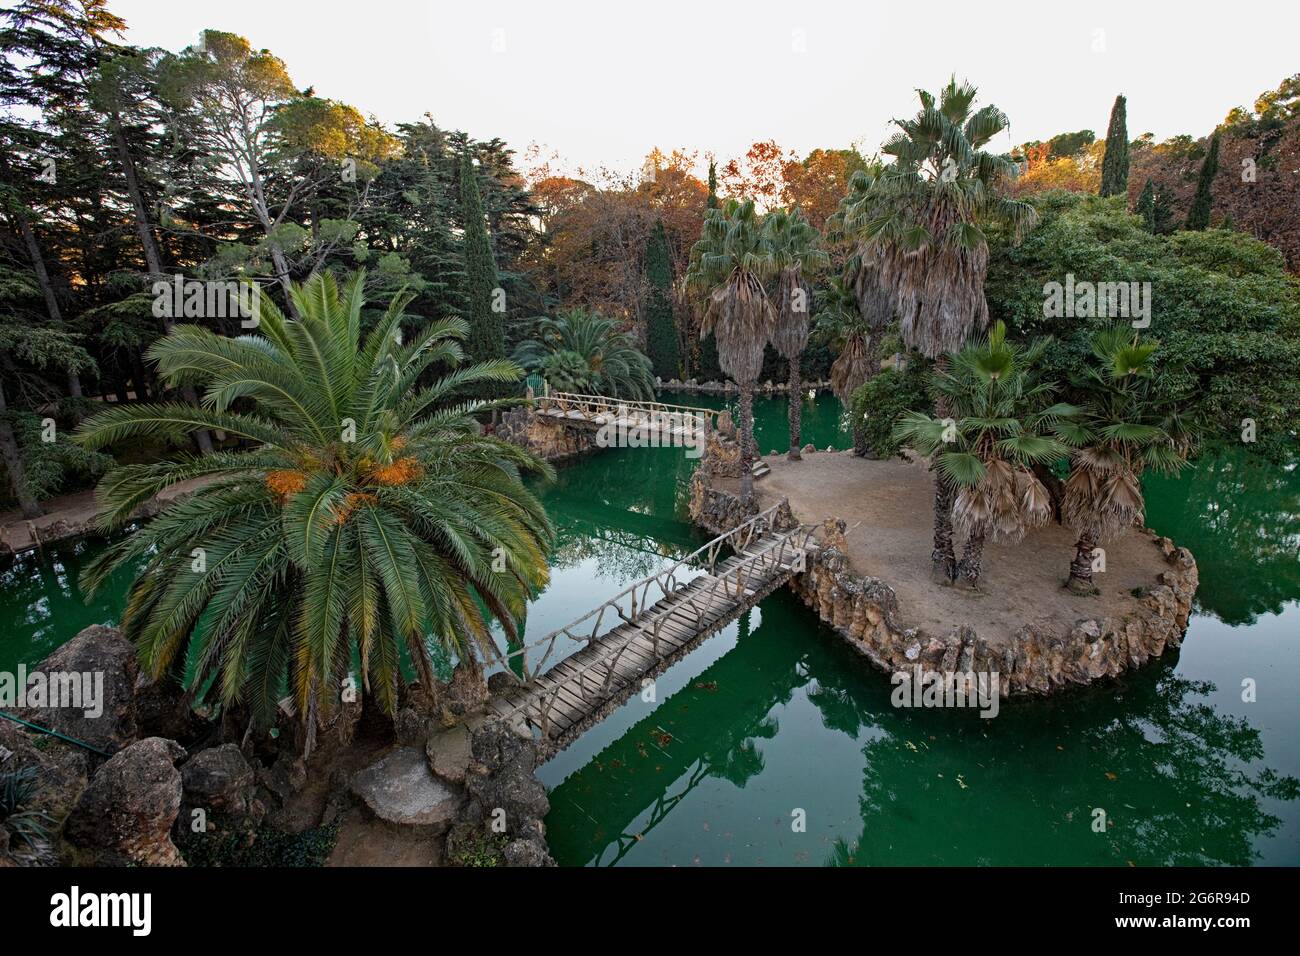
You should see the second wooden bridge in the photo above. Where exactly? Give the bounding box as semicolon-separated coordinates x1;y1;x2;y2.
485;500;817;757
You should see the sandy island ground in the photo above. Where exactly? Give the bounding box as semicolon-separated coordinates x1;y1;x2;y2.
754;450;1169;646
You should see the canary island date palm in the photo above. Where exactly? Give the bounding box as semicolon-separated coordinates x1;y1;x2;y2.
1061;327;1194;595
512;308;655;400
893;322;1078;590
685;198;778;506
844;77;1038;583
74;271;554;746
764;208;829;460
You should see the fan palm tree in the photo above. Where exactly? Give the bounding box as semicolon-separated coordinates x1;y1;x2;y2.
1061;328;1195;595
842;77;1038;584
74;271;554;747
512;308;655;400
764;208;829;460
812;275;872;455
685;198;778;506
894;322;1078;589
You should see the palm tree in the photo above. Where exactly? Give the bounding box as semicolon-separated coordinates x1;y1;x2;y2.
825;172;895;457
1061;328;1195;595
685;198;778;506
893;322;1077;589
764;208;828;460
74;272;554;747
813;275;870;455
845;77;1038;584
512;308;655;400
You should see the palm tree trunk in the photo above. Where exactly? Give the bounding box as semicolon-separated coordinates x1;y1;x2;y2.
931;471;957;584
852;420;869;457
930;357;957;583
739;382;755;506
956;527;985;589
787;358;802;460
1066;531;1099;595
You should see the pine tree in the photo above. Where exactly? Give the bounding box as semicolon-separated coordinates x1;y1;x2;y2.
1136;179;1156;231
644;219;679;380
1099;94;1129;198
1185;133;1220;231
459;149;503;362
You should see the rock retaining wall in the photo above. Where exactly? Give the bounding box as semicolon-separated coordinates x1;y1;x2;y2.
689;484;1199;696
496;405;594;462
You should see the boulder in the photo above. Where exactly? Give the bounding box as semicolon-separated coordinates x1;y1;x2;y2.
446;661;489;715
180;744;261;826
463;722;550;828
504;837;555;867
133;674;197;742
350;746;461;828
15;624;138;753
63;737;187;867
426;723;473;786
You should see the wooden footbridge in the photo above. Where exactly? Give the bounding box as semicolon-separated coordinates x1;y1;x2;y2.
534;392;722;447
485;500;817;756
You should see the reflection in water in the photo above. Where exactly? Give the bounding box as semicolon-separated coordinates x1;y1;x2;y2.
3;394;1298;866
545;591;1299;866
1144;449;1300;626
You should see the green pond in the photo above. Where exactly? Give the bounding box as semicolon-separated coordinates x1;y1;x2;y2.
2;390;1298;866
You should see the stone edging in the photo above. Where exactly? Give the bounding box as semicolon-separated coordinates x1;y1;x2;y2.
689;481;1199;696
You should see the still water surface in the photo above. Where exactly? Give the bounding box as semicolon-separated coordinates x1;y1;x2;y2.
3;391;1297;865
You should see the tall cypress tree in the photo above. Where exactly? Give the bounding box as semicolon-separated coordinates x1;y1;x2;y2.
1185;133;1220;231
1099;94;1129;198
696;159;723;380
644;219;679;380
459;149;503;362
707;160;718;208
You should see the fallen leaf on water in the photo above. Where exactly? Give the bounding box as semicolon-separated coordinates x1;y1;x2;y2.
1105;772;1118;781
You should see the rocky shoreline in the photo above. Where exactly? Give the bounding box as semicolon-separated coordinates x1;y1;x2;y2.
0;625;555;868
687;437;1200;697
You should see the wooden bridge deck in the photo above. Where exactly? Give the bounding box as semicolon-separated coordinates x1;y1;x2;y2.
486;504;815;756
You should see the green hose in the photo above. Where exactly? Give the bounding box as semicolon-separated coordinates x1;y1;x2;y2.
0;709;114;757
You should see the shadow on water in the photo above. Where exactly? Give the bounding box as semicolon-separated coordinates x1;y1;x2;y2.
3;395;1298;866
545;590;1299;867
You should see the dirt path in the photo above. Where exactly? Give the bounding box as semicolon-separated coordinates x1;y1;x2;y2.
757;451;1169;645
1;476;217;554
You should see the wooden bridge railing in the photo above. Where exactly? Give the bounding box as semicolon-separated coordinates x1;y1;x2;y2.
535;391;723;435
492;500;796;684
492;500;817;732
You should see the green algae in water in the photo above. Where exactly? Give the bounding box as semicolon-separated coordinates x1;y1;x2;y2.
2;394;1297;866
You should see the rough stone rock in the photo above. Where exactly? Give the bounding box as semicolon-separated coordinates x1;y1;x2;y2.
15;624;138;753
350;746;461;828
426;723;472;785
446;661;489;716
690;481;1199;698
497;406;593;462
133;674;197;742
257;751;307;807
180;744;261;832
463;722;550;828
63;737;187;867
503;838;555;867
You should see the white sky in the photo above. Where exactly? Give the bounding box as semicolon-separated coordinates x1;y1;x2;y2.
109;0;1300;179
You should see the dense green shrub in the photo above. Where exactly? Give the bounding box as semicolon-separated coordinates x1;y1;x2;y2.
848;358;933;459
986;192;1300;460
179;822;340;867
